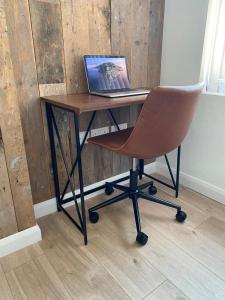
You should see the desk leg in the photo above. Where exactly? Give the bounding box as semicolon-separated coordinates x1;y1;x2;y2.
50;108;83;230
46;103;61;211
74;113;87;245
60;111;96;203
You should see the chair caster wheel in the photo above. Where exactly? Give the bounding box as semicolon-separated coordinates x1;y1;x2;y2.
105;183;114;195
89;211;99;223
136;232;148;245
176;210;187;223
148;185;157;195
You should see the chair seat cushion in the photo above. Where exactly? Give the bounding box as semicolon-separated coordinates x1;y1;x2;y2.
87;127;133;151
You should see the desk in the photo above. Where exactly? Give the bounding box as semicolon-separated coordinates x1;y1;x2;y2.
41;93;181;245
42;93;146;113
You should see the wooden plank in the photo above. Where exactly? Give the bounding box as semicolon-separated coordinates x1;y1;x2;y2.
35;254;71;299
38;214;131;299
0;132;18;238
180;186;222;212
61;0;111;94
29;0;65;85
44;207;165;300
3;0;52;204
146;280;189;300
5;256;71;300
140;223;225;300
111;0;164;120
0;244;43;274
61;0;113;185
38;213;131;299
111;0;133;70
112;0;164;90
148;179;209;228
29;0;73;194
196;216;225;248
131;1;151;88
111;0;133;130
0;264;13;300
45;244;130;299
111;0;158;172
27;0;66;94
148;0;165;88
86;229;165;299
0;1;35;230
4;271;28;300
111;0;151;170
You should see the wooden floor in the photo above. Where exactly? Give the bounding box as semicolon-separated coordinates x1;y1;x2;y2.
1;176;225;300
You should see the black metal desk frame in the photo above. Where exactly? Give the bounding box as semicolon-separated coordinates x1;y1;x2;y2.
45;102;181;245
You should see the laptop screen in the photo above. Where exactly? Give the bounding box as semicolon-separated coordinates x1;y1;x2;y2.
84;55;130;92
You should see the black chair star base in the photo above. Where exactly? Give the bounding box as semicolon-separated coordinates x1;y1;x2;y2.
89;158;187;246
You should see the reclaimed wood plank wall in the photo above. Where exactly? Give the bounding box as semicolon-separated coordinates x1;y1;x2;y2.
0;0;36;238
0;0;165;215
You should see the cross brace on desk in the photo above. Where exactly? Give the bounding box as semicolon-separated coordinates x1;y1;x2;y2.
45;102;181;245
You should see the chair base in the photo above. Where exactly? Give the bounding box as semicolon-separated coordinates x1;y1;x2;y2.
88;167;187;246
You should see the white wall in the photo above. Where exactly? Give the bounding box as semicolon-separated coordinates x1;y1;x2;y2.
159;0;225;204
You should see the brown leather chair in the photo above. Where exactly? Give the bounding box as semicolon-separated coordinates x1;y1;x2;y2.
88;83;204;245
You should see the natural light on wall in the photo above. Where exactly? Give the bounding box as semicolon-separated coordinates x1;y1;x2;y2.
200;0;225;94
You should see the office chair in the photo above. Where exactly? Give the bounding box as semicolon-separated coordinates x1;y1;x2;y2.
87;83;204;245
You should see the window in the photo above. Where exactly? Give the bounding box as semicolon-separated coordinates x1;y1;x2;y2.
201;0;225;94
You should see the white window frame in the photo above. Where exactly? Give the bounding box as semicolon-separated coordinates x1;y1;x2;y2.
200;0;225;95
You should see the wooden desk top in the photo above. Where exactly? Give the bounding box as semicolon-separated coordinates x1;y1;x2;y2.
41;93;148;114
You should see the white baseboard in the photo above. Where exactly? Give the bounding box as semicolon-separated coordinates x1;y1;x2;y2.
34;162;157;219
0;225;42;258
156;162;225;206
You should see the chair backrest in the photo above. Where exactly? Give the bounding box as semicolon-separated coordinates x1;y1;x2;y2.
120;83;204;159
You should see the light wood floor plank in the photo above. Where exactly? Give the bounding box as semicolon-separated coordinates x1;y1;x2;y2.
43;243;131;299
0;264;13;300
5;271;29;300
144;280;189;300
196;216;225;248
0;244;43;273
34;254;72;300
136;191;225;282
153;173;225;222
5;256;71;300
148;184;210;228
86;234;165;299
49;210;165;299
39;215;131;300
179;186;222;213
140;224;225;300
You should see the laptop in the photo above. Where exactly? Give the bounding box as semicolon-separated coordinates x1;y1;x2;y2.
83;55;150;98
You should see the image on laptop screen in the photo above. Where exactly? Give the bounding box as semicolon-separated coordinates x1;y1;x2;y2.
84;56;130;91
